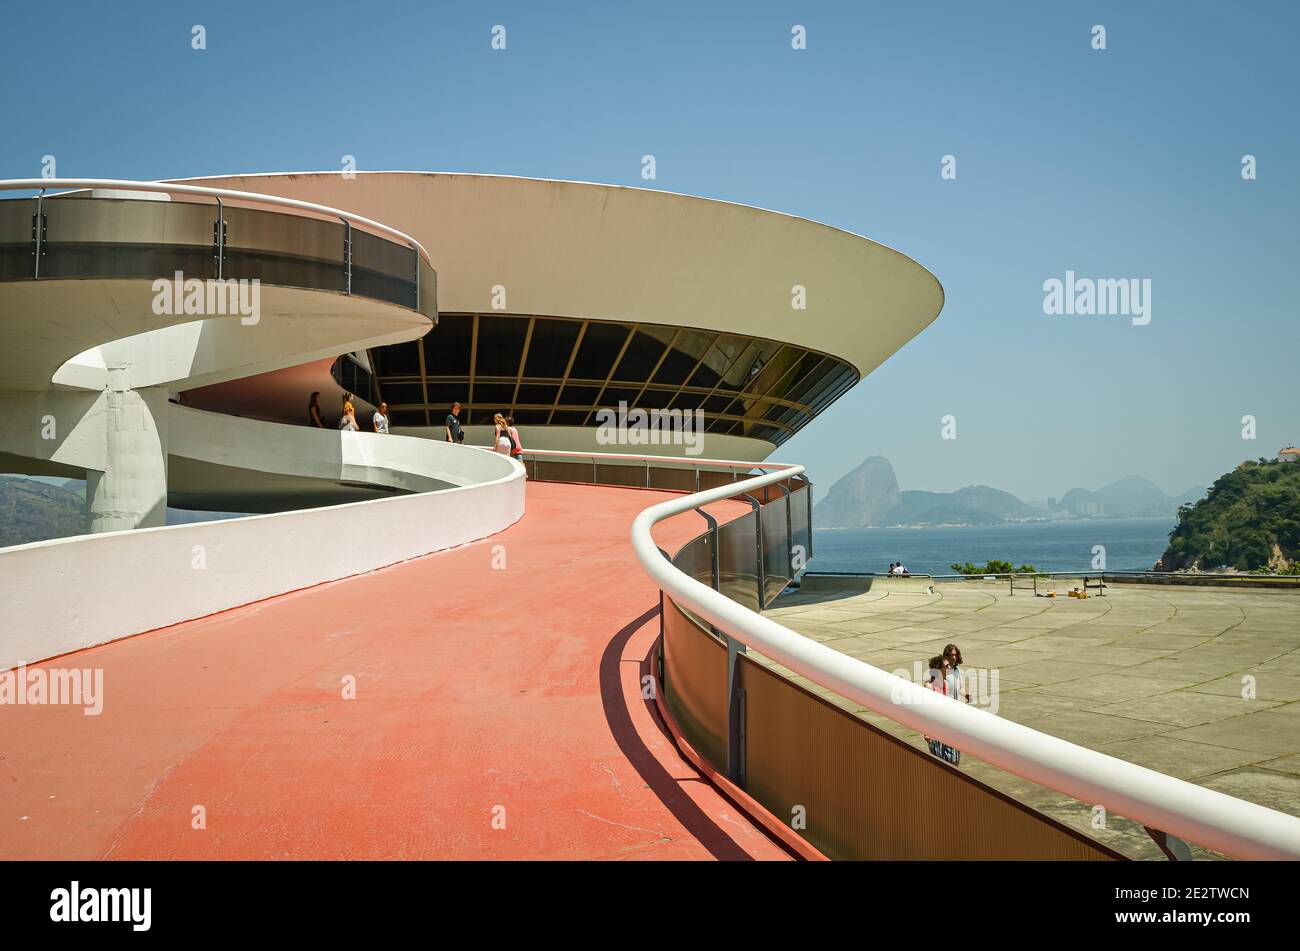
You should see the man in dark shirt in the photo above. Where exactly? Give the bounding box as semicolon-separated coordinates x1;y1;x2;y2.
445;402;464;443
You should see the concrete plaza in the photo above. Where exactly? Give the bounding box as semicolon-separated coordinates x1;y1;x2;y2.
764;578;1300;860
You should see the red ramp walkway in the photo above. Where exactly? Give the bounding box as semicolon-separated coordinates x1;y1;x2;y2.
0;482;790;860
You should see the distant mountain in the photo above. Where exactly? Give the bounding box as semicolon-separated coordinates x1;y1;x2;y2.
1157;459;1299;571
882;486;1042;527
0;476;86;547
815;458;1044;528
813;456;901;529
1053;475;1203;518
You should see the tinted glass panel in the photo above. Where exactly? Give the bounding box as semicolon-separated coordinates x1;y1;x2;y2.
373;340;422;376
612;330;668;381
550;411;589;425
424;314;473;375
475;315;529;377
523;318;582;378
381;382;425;405
472;383;516;405
569;322;629;380
515;383;559;405
424;383;468;406
559;384;602;405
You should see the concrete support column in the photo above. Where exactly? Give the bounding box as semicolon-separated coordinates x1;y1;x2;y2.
86;376;170;532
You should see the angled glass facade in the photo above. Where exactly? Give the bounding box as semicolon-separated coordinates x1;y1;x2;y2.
369;313;858;446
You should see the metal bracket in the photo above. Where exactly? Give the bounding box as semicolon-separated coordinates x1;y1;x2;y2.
31;191;46;279
342;218;353;294
776;480;794;580
1144;826;1193;861
741;494;765;609
804;477;814;559
212;198;226;280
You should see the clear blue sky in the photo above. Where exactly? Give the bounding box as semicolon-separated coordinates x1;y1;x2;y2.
3;1;1295;501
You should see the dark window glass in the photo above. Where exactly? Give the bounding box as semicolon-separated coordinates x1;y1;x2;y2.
509;410;551;425
687;336;745;390
652;330;714;386
380;382;425;405
388;410;427;426
472;383;516;405
559;384;602;406
515;384;559;406
746;346;800;399
569;322;630;380
424;383;468;407
670;391;706;410
423;314;473;375
550;410;589;425
373;340;422;376
475;315;529;377
702;395;737;415
707;418;739;435
598;386;640;407
523;318;582;378
612;330;668;382
634;387;676;410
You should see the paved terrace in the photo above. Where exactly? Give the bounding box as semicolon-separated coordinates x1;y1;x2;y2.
764;578;1300;859
0;483;793;861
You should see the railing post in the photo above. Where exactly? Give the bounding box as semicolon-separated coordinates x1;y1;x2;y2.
31;190;46;279
804;477;814;559
412;244;420;311
726;638;746;787
742;494;764;609
695;507;720;594
212;197;225;281
645;459;650;488
341;218;352;294
696;507;747;786
777;480;793;581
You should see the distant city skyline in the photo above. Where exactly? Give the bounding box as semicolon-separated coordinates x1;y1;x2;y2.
3;1;1295;500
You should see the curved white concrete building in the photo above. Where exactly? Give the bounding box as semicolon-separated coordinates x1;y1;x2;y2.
178;172;945;461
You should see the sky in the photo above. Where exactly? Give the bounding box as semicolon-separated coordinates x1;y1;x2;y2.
2;0;1295;502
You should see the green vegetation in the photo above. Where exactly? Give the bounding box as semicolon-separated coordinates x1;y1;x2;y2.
949;560;1042;576
1158;459;1300;572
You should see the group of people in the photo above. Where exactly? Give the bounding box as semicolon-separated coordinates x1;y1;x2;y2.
887;561;910;576
924;643;969;765
444;401;524;458
307;391;389;434
305;396;524;459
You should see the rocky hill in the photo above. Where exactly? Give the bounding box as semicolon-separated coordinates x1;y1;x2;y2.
812;456;901;529
0;476;86;547
1156;459;1299;571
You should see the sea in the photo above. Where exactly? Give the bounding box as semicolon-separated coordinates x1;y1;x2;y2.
809;517;1178;576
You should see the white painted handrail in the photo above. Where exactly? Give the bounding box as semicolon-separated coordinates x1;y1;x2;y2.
0;178;431;264
627;456;1300;860
521;448;789;471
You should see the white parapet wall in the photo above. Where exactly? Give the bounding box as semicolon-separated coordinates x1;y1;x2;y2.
0;434;525;670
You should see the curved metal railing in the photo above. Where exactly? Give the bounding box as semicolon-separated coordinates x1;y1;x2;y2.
0;178;435;319
0;178;431;262
616;456;1300;860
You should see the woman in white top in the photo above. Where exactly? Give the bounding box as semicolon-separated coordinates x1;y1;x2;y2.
492;413;513;454
372;401;390;434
